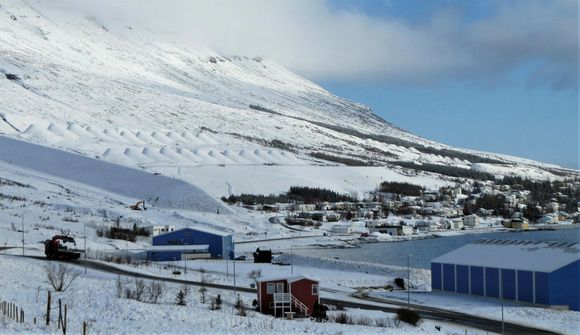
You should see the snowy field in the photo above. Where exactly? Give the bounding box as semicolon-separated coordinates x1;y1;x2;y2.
369;290;580;335
0;256;487;335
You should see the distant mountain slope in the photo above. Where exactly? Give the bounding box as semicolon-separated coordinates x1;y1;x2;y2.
0;0;576;190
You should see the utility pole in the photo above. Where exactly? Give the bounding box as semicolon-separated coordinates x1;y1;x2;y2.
500;269;505;335
21;214;24;256
291;234;294;275
83;222;87;275
407;254;411;309
233;251;237;295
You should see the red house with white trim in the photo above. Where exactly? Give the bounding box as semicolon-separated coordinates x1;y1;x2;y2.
256;275;320;317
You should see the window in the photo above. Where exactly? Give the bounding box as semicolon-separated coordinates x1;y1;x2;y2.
276;282;284;293
312;284;318;295
267;283;275;294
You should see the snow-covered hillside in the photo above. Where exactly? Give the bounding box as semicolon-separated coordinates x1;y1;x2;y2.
0;0;576;201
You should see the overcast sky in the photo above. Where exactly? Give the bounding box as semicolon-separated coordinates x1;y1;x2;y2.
55;0;579;168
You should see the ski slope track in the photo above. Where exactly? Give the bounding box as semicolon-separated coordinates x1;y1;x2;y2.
0;0;577;200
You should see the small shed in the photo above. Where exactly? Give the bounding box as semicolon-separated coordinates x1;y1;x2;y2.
256;275;320;317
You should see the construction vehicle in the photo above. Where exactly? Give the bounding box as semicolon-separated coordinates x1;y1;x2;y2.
129;200;146;210
44;235;82;260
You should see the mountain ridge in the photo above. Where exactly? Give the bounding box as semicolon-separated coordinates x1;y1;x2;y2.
0;0;576;192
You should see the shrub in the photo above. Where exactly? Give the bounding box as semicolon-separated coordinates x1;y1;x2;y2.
210;294;222;310
248;269;262;281
175;285;189;306
375;317;393;327
311;301;328;322
355;316;373;326
96;225;150;242
146;281;163;304
332;312;352;324
235;295;247;316
396;308;421;326
45;263;79;292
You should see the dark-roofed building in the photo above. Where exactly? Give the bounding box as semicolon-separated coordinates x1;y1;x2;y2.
431;239;580;311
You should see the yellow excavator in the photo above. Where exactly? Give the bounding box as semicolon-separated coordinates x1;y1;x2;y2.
129;200;147;210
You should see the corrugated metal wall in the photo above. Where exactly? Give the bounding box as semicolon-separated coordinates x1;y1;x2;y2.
430;261;580;311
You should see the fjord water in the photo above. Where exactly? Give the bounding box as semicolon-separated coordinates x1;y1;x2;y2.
302;228;580;269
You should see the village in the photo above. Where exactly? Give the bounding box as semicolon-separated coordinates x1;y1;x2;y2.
229;178;580;239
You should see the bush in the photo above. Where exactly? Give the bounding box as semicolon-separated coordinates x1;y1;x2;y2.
394;277;405;289
122;278;162;303
96;225;150;242
311;301;328;322
355;316;373;326
210;294;222;310
396;308;421;326
45;263;79;292
248;269;262;281
332;312;352;324
375;317;393;327
175;285;189;306
235;295;247;316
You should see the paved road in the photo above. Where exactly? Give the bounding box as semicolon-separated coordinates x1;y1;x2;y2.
11;255;559;335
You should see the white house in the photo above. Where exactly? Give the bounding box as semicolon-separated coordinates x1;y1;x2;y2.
463;214;479;228
537;214;556;225
330;224;352;235
145;225;175;236
414;220;433;232
296;204;316;212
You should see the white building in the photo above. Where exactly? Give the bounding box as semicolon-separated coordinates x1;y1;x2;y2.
537;214;556;225
145;225;175;236
330;224;352;235
463;214;479;228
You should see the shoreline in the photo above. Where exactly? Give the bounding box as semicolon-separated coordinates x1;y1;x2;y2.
298;223;580;252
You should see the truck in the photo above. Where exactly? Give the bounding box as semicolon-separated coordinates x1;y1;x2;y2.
44;235;83;260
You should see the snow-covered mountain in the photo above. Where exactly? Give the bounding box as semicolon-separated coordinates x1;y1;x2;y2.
0;0;576;199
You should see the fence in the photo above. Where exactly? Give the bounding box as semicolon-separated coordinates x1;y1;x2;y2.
0;299;25;324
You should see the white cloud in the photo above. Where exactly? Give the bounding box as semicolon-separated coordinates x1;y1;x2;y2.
50;0;578;88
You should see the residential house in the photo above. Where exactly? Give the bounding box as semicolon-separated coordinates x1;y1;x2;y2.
463;214;480;228
256;275;320;317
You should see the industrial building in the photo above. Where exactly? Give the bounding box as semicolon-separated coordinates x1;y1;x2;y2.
146;227;234;261
431;239;579;311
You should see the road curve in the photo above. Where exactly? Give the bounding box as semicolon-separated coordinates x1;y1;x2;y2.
11;255;560;335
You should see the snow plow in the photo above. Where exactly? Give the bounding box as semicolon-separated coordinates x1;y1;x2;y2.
44;235;83;260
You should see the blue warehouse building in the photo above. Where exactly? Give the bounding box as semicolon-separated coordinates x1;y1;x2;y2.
147;227;234;261
431;239;579;311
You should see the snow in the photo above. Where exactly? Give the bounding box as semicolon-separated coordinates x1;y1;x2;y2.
0;256;484;335
0;135;227;213
370;290;580;335
0;1;576;333
431;239;579;272
0;0;571;193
